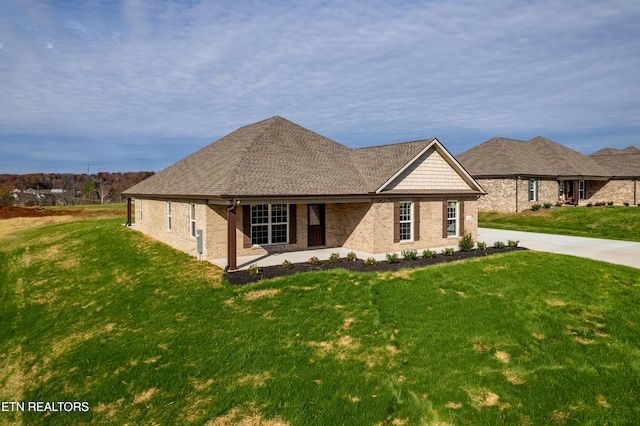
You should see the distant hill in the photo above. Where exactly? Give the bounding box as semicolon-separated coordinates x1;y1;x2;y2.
0;171;154;206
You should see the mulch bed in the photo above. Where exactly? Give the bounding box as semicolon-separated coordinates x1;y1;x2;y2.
0;206;83;219
224;246;527;285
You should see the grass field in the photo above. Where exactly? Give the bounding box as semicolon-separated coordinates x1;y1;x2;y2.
479;206;640;242
1;213;640;425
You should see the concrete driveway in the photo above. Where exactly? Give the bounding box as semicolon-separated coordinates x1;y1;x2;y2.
478;228;640;269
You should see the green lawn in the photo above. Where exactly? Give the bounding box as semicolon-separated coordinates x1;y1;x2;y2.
1;218;640;425
480;206;640;241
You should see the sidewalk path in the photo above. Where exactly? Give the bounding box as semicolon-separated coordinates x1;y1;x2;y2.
478;228;640;269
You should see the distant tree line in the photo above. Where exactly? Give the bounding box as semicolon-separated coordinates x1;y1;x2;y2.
0;172;154;207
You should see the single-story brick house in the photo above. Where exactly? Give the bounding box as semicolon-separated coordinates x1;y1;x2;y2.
455;136;635;212
123;117;485;270
589;147;640;205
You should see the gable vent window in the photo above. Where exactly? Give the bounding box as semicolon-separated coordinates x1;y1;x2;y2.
251;204;288;245
190;203;196;238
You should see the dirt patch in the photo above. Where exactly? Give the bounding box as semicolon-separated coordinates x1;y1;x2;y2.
503;370;525;385
597;394;611;408
236;371;271;387
342;318;355;330
0;206;85;220
468;388;500;409
206;403;288;426
445;402;463;409
133;387;158;404
495;350;511;363
244;288;280;301
545;299;566;307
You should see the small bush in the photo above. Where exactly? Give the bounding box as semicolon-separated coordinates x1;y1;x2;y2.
493;241;506;249
543;202;552;209
458;232;474;252
248;264;260;275
555;202;563;207
422;249;436;258
308;256;320;265
401;249;418;261
623;202;629;206
345;251;358;262
441;247;455;256
508;239;520;248
607;201;614;206
328;252;341;263
365;257;377;266
477;241;487;251
386;253;399;264
281;260;293;270
531;204;541;211
587;202;593;207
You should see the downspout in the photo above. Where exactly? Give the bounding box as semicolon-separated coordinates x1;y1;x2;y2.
515;176;520;213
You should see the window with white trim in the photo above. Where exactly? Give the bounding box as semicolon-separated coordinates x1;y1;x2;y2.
167;201;172;230
190;203;196;238
139;200;143;222
251;204;288;245
447;201;458;237
528;179;537;202
399;202;412;241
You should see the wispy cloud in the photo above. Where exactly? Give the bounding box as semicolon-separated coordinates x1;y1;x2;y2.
1;0;639;172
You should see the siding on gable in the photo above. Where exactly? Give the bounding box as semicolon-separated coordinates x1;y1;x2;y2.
384;147;472;191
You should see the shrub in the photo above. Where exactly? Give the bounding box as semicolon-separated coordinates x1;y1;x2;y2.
401;249;418;261
623;202;629;206
458;232;474;252
308;256;320;265
328;252;341;263
365;257;377;266
422;249;436;258
281;260;293;270
477;241;487;251
531;204;541;211
555;202;563;207
587;202;593;207
493;241;506;249
607;201;614;206
386;253;399;264
441;247;455;256
543;202;552;209
508;239;520;248
345;251;358;262
248;264;260;275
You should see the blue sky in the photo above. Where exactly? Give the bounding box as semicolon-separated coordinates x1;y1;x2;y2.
1;0;639;174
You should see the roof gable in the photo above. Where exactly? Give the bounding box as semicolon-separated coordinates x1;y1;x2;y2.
589;146;640;177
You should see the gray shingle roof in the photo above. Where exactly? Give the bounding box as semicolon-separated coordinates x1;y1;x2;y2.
589;146;640;177
124;117;480;198
456;136;611;178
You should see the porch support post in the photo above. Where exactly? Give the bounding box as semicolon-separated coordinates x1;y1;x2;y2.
126;197;132;226
226;198;238;272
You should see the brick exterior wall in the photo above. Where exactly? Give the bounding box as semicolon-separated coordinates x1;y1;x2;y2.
134;197;480;261
586;179;638;205
476;178;558;212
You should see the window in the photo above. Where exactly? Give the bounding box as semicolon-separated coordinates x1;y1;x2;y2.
139;200;143;222
579;180;586;200
251;204;288;245
167;202;172;230
528;179;537;202
190;203;196;238
399;202;412;241
447;201;458;237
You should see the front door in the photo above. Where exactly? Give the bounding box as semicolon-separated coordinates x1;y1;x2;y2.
308;204;325;246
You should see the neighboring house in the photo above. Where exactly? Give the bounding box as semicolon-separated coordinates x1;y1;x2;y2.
589;147;640;206
456;136;614;212
123;116;485;270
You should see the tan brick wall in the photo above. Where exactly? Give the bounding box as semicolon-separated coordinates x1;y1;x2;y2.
586;179;638;205
135;197;481;259
476;178;559;212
